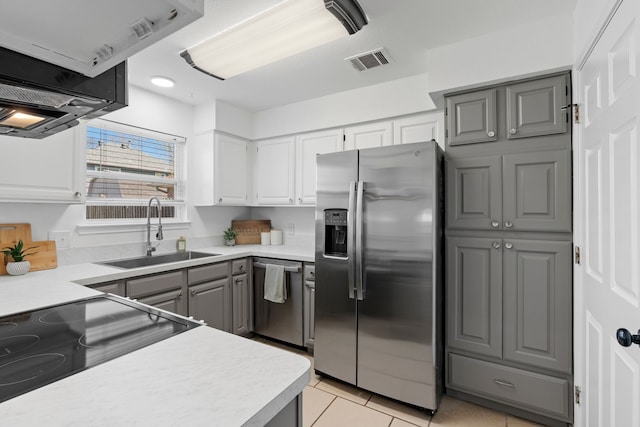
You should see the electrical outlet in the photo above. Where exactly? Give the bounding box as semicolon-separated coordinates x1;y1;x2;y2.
287;223;295;235
48;231;71;249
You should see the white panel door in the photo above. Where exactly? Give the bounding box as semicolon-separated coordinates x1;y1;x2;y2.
575;1;640;426
295;129;342;205
343;121;392;151
214;133;248;205
392;112;445;147
254;137;296;205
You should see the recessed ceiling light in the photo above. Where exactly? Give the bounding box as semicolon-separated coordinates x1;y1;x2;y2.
151;76;175;88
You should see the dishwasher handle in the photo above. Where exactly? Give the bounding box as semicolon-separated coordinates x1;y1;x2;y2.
253;261;301;273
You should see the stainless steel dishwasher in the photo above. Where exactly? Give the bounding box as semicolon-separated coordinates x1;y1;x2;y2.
253;257;303;346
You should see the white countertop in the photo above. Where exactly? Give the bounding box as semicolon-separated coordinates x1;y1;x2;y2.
0;242;314;426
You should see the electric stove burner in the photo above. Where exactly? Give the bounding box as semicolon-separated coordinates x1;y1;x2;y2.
0;335;40;358
0;295;200;403
0;353;66;386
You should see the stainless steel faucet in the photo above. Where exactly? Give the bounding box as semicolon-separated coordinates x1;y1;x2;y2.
146;196;164;256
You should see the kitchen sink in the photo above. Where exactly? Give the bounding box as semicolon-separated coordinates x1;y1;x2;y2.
98;251;221;269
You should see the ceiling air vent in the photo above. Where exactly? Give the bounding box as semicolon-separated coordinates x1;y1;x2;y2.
346;48;390;72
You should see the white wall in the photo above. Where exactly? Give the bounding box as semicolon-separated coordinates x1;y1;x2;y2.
427;14;573;107
0;85;248;251
573;0;620;63
252;73;435;140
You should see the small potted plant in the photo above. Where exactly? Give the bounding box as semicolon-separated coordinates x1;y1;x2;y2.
223;228;237;246
2;240;38;276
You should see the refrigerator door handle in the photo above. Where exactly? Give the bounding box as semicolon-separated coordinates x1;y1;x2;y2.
347;181;357;299
355;181;366;301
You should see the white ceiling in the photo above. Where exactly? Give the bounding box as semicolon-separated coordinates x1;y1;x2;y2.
127;0;577;112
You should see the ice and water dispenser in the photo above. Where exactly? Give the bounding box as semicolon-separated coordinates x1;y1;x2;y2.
324;209;348;257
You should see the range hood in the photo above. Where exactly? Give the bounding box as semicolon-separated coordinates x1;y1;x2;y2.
0;47;127;139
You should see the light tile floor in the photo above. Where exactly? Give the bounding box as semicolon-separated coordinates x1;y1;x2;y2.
254;337;545;427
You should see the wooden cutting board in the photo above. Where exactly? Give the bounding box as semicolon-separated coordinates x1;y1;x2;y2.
0;240;57;275
231;220;271;245
0;224;32;244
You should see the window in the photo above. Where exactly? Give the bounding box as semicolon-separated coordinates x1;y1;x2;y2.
85;119;185;221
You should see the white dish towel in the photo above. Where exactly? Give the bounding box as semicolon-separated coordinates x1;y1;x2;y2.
264;264;287;303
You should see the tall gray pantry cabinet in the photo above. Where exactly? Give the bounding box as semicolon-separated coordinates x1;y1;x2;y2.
443;73;573;427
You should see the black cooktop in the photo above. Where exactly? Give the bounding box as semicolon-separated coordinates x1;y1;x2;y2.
0;295;200;403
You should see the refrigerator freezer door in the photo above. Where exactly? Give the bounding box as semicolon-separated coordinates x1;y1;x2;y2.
357;142;440;409
314;150;358;385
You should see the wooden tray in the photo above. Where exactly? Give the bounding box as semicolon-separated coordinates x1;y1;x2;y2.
231;220;271;245
0;224;32;244
1;240;57;275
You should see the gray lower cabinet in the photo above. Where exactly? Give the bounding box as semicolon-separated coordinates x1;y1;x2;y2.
303;263;315;349
446;236;572;422
126;271;188;316
446;236;502;358
188;262;231;332
232;272;250;335
89;280;125;296
231;258;252;336
446;149;571;232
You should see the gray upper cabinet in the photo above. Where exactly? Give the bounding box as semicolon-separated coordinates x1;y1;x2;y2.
506;75;568;139
503;150;571;232
447;150;571;232
502;239;572;373
446;89;497;146
446;236;503;358
446;156;502;230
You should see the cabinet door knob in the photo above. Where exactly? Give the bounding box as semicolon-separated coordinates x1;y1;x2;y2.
504;242;513;249
298;197;302;203
509;128;517;135
491;220;500;228
504;221;513;228
289;198;293;203
191;289;196;296
239;265;244;270
218;198;223;203
492;241;501;249
487;131;495;138
235;278;242;285
74;192;82;198
178;292;182;298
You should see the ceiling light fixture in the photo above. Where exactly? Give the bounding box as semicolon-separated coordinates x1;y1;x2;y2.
151;76;175;88
180;0;367;80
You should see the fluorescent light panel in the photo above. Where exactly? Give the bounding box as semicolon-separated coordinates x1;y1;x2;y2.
1;111;47;128
182;0;359;79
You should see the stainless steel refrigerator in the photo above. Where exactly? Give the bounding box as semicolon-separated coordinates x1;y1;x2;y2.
314;141;443;411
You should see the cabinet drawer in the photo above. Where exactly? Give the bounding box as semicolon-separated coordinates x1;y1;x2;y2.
448;353;570;420
231;259;248;276
89;281;125;296
304;264;315;281
189;262;229;284
127;271;184;299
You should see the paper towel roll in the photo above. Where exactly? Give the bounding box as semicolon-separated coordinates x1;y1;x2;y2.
261;232;271;245
270;229;283;245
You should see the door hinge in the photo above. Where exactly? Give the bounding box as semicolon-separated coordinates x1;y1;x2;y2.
575;245;581;265
561;103;579;124
575;385;582;405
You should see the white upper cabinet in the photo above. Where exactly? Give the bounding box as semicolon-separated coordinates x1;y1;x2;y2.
0;124;84;203
193;131;248;206
393;112;445;146
295;129;343;205
253;137;296;205
343;121;393;151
